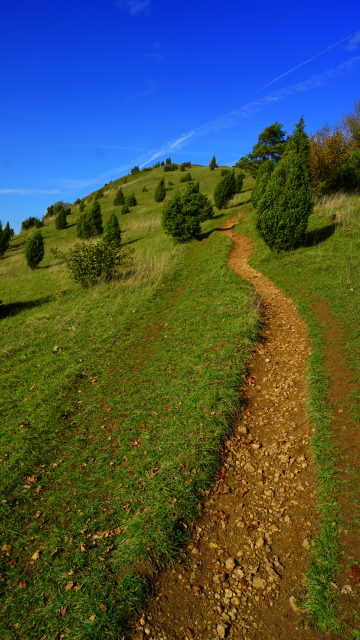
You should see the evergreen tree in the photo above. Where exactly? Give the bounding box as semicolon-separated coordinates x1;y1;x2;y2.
25;230;44;268
0;222;14;256
237;122;287;174
256;119;313;252
126;192;137;207
235;172;245;193
77;202;103;239
209;155;218;170
130;165;140;174
104;213;121;245
154;178;166;202
113;188;125;206
213;170;236;208
162;194;200;242
121;202;130;214
79;200;85;212
165;157;171;165
251;160;274;209
182;185;214;222
55;206;68;230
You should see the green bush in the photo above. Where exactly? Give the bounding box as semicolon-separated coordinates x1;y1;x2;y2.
163;164;178;172
113;188;125;206
256;119;313;252
180;161;191;171
251;160;274;208
125;192;137;207
213;170;236;209
180;172;192;183
55;204;70;230
162;185;213;242
154;178;166;202
0;221;14;256
209;155;218;170
77;201;103;239
104;214;121;245
65;241;134;288
121;202;130;214
21;216;43;231
79;200;85;212
131;165;140;174
320;149;360;194
25;230;44;269
235;172;245;193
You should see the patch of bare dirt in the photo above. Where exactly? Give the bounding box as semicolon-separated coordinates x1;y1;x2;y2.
128;222;340;640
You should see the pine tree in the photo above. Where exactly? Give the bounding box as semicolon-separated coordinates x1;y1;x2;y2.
154;178;166;202
104;214;121;245
77;202;103;238
235;172;245;193
55;206;68;230
256;119;313;252
209;155;218;170
113;188;125;206
25;230;44;268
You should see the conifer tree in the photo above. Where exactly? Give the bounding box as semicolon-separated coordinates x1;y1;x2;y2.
55;206;68;230
235;172;245;193
213;170;236;208
154;178;166;202
104;213;121;245
209;155;218;170
25;230;44;268
113;188;125;206
256;119;313;252
251;160;274;209
77;201;103;238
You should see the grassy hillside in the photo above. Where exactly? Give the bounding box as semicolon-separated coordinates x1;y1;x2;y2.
238;193;360;636
0;166;259;639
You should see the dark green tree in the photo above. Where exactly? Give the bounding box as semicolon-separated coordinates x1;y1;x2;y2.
162;194;201;242
131;165;140;174
251;160;274;209
209;155;218;170
55;205;68;230
121;202;130;214
104;213;121;245
213;170;236;208
125;192;137;207
182;184;214;222
79;200;85;212
154;178;166;202
256;119;313;252
21;217;43;231
77;201;103;239
237;122;287;174
180;172;192;183
113;188;125;206
25;230;44;268
165;157;171;165
235;172;245;193
0;221;13;256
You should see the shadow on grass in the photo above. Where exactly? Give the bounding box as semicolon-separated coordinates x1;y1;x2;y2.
0;296;54;320
122;236;146;246
305;223;337;247
198;224;236;241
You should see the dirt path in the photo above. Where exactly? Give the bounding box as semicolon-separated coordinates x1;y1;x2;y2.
129;222;333;640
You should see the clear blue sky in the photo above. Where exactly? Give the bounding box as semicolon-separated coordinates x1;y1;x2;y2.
1;0;359;232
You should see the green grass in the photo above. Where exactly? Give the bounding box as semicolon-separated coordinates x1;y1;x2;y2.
0;167;258;638
237;192;360;634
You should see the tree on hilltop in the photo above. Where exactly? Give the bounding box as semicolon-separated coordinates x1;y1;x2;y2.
209;155;218;170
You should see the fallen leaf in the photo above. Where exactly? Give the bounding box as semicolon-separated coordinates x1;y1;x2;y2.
73;583;83;592
80;543;86;552
1;544;11;552
99;603;107;612
59;605;68;616
18;581;27;589
89;614;96;622
65;581;74;591
350;565;360;584
31;550;40;561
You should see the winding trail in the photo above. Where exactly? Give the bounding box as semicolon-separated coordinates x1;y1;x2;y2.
130;221;332;640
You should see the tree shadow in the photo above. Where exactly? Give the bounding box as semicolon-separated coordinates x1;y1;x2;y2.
227;198;252;208
304;223;337;247
0;296;54;320
198;223;236;241
122;236;145;246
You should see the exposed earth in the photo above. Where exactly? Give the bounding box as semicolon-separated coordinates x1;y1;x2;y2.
128;220;353;640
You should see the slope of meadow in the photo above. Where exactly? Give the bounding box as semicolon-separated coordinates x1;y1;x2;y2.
0;167;259;639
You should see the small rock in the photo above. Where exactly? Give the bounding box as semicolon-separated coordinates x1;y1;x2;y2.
238;425;248;435
255;537;264;549
302;538;311;549
253;577;266;590
341;584;352;594
53;345;60;352
244;462;255;473
224;588;233;599
225;558;236;571
216;622;228;638
289;596;301;613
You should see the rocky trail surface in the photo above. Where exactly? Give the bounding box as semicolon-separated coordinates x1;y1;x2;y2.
129;222;337;640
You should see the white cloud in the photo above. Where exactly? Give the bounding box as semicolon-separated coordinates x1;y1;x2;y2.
115;0;150;16
0;189;60;195
346;31;360;51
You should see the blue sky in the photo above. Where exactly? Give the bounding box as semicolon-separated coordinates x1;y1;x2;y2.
1;0;359;232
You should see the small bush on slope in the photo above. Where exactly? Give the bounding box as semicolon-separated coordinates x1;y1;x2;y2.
25;230;45;268
66;241;133;287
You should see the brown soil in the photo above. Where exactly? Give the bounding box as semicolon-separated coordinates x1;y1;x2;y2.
128;222;342;640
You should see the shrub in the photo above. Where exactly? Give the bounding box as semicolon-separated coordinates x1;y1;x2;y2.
142;186;148;192
252;160;274;209
121;202;130;214
256;118;313;252
77;201;103;239
95;188;104;200
180;172;192;183
163;164;178;172
125;192;137;207
214;170;236;208
55;203;70;230
180;161;191;171
131;165;140;174
0;221;14;256
209;155;218;170
65;241;134;288
25;230;44;268
154;178;166;202
235;172;245;193
104;214;121;245
165;157;171;165
319;149;360;194
162;186;213;242
79;200;85;212
21;216;43;231
113;188;125;206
